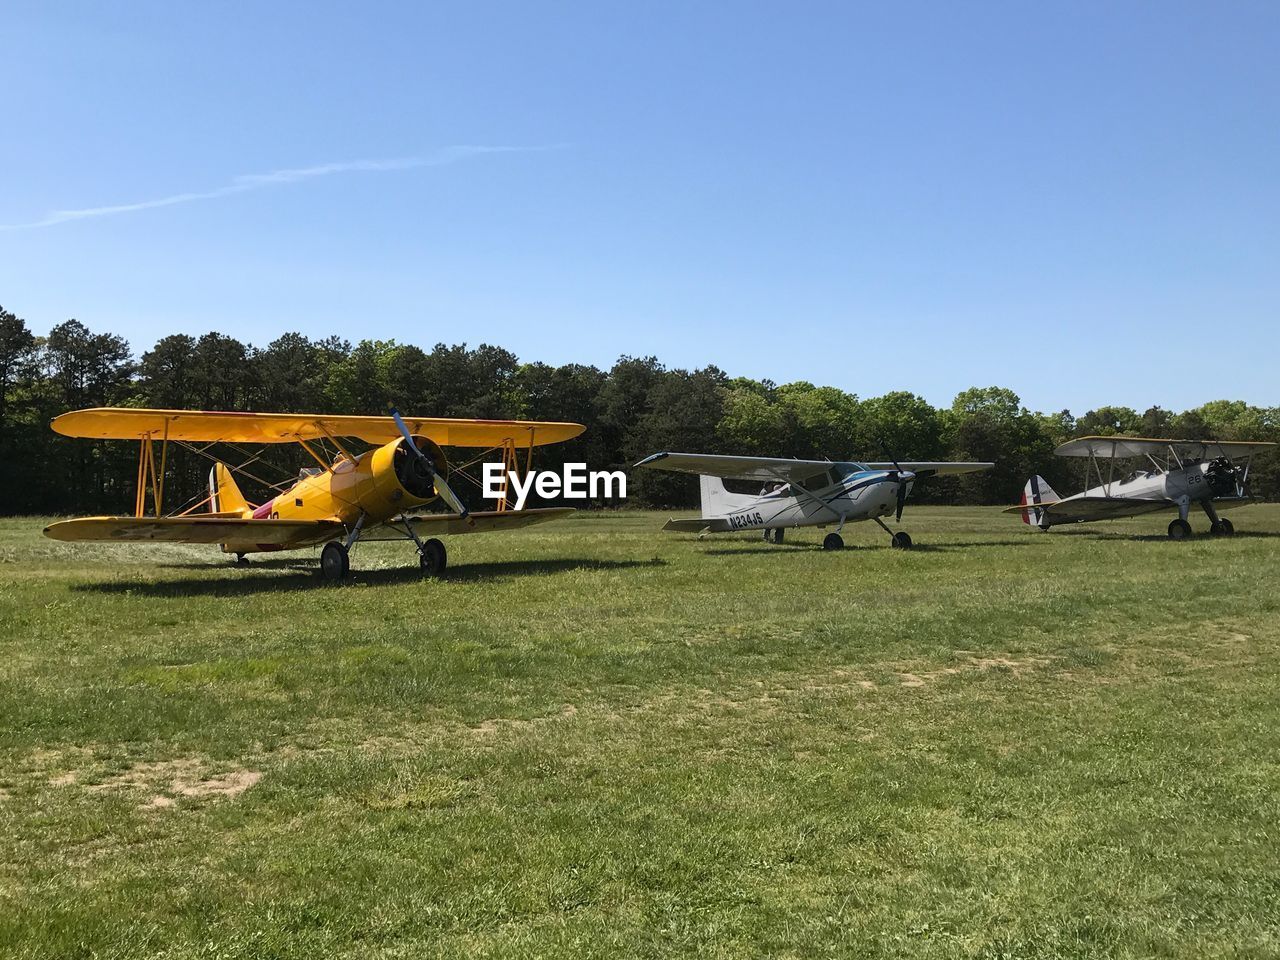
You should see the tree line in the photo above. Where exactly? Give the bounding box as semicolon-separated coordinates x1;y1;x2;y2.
1;304;1276;515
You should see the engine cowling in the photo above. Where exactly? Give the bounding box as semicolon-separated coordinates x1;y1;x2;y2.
1205;457;1239;498
358;435;449;518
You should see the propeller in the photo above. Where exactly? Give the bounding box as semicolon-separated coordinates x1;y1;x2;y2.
879;438;916;523
388;406;472;524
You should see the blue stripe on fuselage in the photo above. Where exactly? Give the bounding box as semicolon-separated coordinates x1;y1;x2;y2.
725;472;895;525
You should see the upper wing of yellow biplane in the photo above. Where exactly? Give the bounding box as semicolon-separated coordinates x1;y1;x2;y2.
51;408;585;448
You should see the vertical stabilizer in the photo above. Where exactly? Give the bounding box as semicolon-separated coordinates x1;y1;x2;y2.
1020;475;1059;528
698;474;758;518
209;463;253;517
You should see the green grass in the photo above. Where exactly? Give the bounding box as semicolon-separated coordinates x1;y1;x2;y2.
2;506;1279;958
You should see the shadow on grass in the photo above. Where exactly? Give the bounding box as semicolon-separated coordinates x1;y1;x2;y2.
159;558;316;571
701;538;1035;556
1051;529;1280;542
74;558;667;598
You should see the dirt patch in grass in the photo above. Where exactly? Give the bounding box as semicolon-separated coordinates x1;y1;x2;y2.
58;756;264;809
468;702;580;737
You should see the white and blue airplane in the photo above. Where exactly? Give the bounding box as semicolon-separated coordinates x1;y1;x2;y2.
635;452;993;550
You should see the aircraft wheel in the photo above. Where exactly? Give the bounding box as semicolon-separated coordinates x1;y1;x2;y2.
1167;518;1192;541
772;528;785;544
823;533;844;551
891;532;913;550
1212;518;1234;537
321;541;350;581
234;553;249;567
419;538;448;577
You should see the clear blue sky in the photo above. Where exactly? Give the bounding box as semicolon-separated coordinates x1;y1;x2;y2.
3;1;1277;414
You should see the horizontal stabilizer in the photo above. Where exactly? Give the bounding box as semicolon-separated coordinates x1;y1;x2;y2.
662;518;712;533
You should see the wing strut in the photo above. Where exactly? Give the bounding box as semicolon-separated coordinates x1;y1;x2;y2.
786;474;846;525
132;426;171;517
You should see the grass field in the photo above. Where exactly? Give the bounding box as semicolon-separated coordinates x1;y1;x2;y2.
2;506;1279;958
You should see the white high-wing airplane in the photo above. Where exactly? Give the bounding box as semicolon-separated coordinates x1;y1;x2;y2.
1008;436;1275;540
634;452;993;550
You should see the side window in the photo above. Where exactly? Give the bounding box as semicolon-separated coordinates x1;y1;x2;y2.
802;470;836;489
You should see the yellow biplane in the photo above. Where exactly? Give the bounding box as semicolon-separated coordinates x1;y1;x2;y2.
44;406;585;580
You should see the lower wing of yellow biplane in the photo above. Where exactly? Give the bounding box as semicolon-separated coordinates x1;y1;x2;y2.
43;508;573;548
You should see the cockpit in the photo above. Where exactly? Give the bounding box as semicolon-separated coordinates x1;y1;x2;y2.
297;466;324;481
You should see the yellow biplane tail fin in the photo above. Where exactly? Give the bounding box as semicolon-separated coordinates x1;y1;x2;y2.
208;463;253;517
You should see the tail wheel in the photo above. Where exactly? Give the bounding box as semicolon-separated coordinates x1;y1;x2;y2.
823;533;844;551
419;538;447;577
321;541;350;581
891;531;913;550
1167;518;1192;541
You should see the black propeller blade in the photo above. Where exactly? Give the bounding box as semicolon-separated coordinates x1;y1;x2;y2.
879;437;911;522
388;406;473;523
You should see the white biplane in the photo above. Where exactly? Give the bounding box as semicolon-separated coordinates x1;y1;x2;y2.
1009;436;1275;540
635;452;992;550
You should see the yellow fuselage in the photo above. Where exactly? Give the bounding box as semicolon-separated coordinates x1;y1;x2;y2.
225;438;441;551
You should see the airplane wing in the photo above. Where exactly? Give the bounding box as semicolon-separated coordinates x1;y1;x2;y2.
1055;436;1275;460
634;452;841;484
861;461;994;476
362;508;575;539
43;516;342;546
51;407;585;448
44;508;574;546
1002;497;1173;523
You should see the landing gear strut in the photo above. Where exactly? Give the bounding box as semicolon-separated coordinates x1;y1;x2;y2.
1168;497;1192;541
399;516;448;577
321;514;366;582
1202;500;1234;537
873;516;913;550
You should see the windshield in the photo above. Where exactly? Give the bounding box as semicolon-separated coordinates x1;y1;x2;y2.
831;463;869;483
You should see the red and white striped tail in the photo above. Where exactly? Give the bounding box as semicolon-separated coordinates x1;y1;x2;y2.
1020;475;1058;526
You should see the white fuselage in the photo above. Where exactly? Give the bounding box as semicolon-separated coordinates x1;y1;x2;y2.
704;466;912;532
1068;460;1225;510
